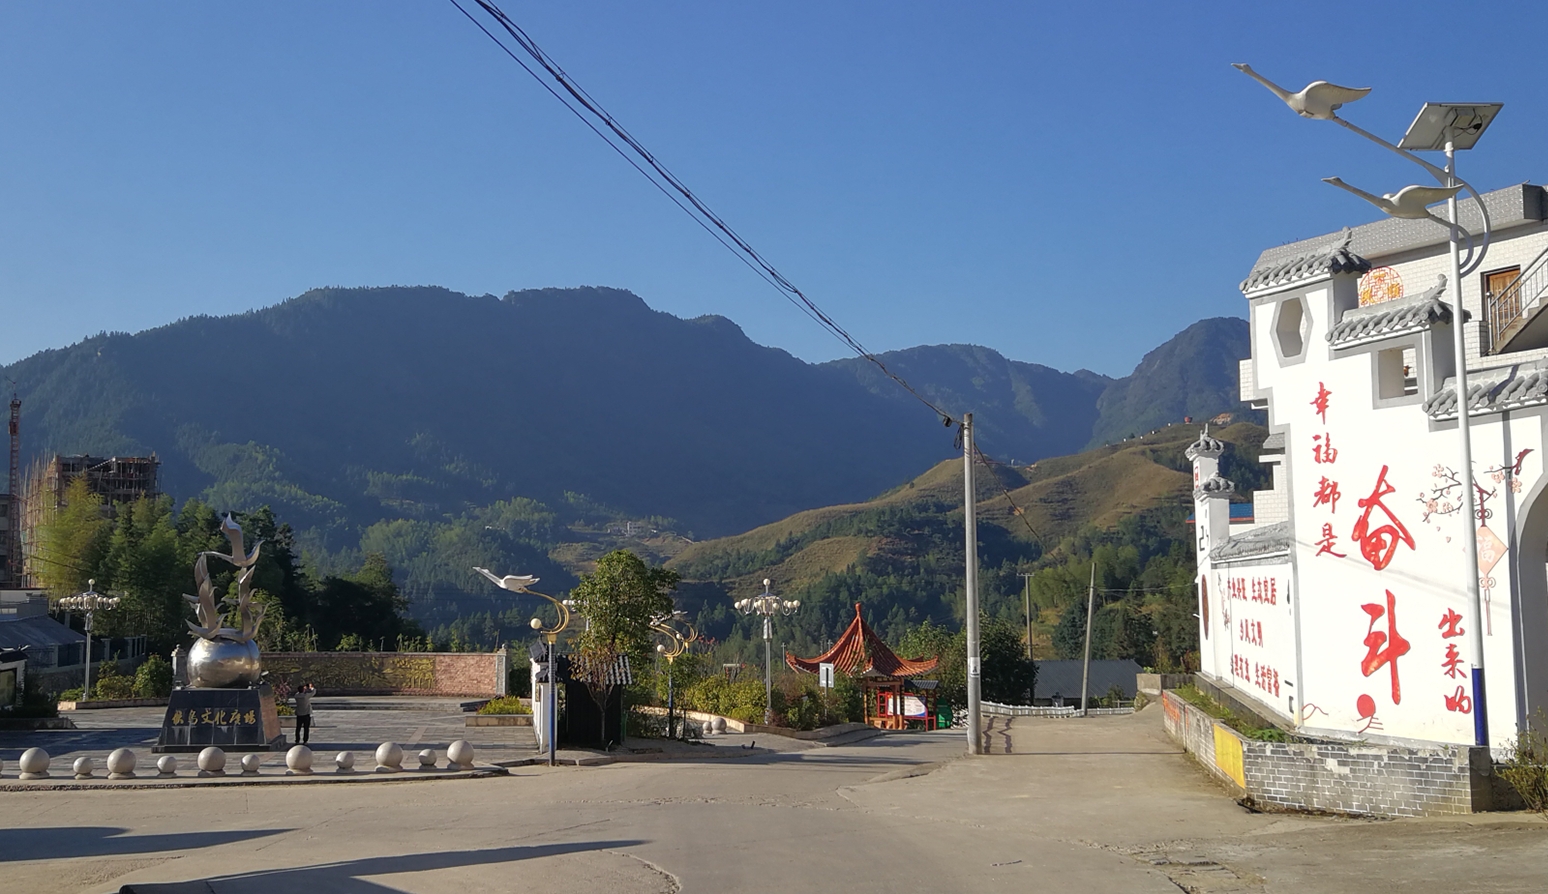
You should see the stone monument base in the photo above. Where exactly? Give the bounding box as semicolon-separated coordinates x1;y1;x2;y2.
153;683;286;753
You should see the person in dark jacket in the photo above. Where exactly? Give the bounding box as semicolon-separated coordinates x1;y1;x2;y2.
293;682;315;744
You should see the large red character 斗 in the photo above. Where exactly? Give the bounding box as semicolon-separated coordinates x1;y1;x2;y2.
1351;465;1415;571
1361;589;1411;704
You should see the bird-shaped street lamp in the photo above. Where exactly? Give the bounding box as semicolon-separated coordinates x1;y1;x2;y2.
474;567;569;764
1231;63;1370;121
1235;64;1503;749
1321;179;1464;225
58;580;120;701
736;579;799;725
650;610;697;739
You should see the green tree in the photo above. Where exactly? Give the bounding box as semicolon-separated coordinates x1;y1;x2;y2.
568;550;678;706
34;477;110;595
569;550;679;665
980;617;1037;704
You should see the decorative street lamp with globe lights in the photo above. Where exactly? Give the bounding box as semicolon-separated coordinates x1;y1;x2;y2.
1235;64;1503;745
58;580;120;701
736;579;799;725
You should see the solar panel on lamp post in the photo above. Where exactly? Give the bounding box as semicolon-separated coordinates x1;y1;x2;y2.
1235;66;1502;747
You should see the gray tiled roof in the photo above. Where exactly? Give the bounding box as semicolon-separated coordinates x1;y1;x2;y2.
1034;659;1143;701
1240;230;1371;294
1253;183;1547;270
0;615;86;650
1326;278;1464;347
1259;431;1286;453
1209;521;1293;562
1424;362;1548;419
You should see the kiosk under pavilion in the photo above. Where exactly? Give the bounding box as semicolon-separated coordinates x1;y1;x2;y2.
786;603;942;730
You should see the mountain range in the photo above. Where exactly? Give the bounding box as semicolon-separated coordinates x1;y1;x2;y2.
4;286;1252;541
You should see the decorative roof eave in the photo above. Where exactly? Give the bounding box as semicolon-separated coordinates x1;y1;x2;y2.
1240;229;1372;296
1326;278;1467;349
1193;473;1235;501
1185;430;1225;460
1208;521;1293;563
786;603;939;680
1425;362;1548;420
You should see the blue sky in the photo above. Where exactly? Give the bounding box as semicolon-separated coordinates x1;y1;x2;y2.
2;1;1545;376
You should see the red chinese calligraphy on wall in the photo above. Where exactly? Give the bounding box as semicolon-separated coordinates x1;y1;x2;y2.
1351;465;1414;571
1227;576;1279;604
1445;686;1473;714
1315;522;1346;558
1311;382;1332;424
1313;433;1338;464
1230;654;1282;698
1313;477;1342;513
1360;590;1411;704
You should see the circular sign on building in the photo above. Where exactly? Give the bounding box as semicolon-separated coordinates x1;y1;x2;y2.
1358;266;1404;306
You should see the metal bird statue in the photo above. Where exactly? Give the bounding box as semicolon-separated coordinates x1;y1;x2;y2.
184;513;266;644
1322;178;1463;224
1233;63;1370;121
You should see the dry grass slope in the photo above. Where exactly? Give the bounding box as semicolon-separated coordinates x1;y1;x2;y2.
669;420;1264;591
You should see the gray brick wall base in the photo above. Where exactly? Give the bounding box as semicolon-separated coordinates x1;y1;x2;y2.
1162;690;1494;817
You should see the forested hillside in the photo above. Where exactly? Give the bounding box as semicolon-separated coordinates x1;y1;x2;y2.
2;286;1257;633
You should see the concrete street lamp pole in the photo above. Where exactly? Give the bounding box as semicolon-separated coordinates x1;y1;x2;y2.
963;413;982;755
736;579;799;725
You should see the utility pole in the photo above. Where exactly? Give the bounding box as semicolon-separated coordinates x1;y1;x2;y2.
1079;563;1095;717
963;413;982;754
6;391;19;587
1018;571;1033;660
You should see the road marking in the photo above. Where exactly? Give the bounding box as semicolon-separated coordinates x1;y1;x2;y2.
408;726;426;745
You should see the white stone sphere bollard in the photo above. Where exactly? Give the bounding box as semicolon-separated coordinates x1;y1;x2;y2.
374;742;403;773
286;745;313;775
240;753;262;776
446;739;475;770
19;747;50;780
711;716;727;734
73;756;95;779
335;751;356;774
197;746;227;776
156;755;179;777
107;748;137;779
417;749;437;770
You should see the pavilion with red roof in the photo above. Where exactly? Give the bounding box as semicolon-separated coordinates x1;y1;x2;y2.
786;603;943;730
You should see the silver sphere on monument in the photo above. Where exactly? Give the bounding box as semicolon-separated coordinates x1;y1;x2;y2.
185;637;262;688
183;514;267;689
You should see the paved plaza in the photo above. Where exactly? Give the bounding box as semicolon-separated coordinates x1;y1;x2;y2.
3;702;1546;893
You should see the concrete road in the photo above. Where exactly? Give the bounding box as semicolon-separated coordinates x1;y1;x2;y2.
4;704;1545;893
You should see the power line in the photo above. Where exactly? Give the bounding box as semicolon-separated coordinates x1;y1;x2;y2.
450;1;1066;542
449;0;954;425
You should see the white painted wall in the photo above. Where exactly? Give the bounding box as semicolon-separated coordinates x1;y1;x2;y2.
1206;241;1548;747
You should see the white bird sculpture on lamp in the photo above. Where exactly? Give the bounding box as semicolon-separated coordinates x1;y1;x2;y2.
1322;178;1464;224
1232;63;1370;121
473;567;541;592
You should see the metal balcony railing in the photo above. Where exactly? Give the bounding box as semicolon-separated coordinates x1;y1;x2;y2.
1487;243;1548;352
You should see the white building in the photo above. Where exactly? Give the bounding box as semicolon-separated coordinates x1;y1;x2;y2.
1194;183;1548;749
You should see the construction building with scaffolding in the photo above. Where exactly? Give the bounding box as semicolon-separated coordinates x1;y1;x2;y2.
19;453;161;586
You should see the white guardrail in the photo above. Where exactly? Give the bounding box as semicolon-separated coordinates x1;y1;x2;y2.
976;701;1135;718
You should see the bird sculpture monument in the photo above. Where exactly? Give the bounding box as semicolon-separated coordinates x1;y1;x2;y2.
154;514;286;753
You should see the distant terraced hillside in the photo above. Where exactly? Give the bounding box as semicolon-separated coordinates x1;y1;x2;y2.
668;421;1268;652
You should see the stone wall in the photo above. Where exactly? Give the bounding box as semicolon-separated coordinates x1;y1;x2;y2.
263;650;508;697
1161;690;1493;817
